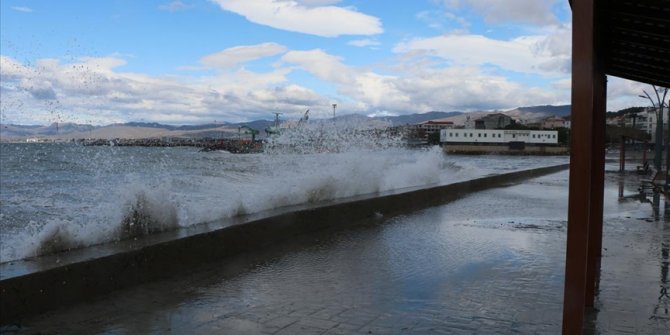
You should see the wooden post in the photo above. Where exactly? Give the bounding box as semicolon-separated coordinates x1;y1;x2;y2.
562;0;597;333
620;137;625;172
585;72;606;307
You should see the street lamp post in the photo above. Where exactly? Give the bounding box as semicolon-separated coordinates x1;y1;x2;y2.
639;86;669;190
639;88;668;172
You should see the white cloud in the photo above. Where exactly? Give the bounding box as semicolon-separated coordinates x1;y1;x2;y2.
550;76;661;112
0;54;328;124
281;49;564;113
551;78;571;90
416;10;470;31
347;39;381;48
444;0;560;26
393;25;571;76
384;65;563;112
295;0;342;6
201;43;287;69
210;0;383;37
11;6;33;13
605;77;653;112
2;47;572;125
20;79;57;100
159;1;192;12
281;49;355;83
0;56;33;79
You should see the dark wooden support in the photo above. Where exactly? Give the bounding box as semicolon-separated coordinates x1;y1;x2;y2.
620;137;625;172
563;0;597;333
585;73;606;307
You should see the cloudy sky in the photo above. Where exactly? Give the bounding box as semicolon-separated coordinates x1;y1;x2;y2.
0;0;651;125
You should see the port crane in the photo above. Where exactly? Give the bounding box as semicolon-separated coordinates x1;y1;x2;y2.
296;109;310;127
238;125;259;141
265;113;282;136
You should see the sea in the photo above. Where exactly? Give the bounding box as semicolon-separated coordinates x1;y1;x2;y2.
0;130;568;264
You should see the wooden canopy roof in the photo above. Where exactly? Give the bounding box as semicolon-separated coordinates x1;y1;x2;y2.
564;2;669;334
571;0;670;87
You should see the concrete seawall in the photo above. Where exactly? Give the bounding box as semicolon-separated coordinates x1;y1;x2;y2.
443;144;569;155
0;164;569;324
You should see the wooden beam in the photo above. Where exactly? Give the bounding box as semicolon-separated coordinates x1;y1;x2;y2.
563;0;597;333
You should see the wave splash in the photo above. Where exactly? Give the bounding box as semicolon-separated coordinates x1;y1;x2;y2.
119;191;179;240
1;123;475;263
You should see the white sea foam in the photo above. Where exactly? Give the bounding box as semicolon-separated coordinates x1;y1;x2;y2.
0;127;567;263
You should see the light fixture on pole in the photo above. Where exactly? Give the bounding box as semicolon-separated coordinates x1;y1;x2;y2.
639;91;664;171
638;87;669;190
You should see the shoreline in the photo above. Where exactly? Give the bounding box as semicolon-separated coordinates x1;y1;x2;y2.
0;164;568;323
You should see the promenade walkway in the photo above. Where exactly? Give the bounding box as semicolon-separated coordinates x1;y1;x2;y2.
13;169;670;334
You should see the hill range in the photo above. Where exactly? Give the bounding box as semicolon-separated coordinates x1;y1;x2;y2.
0;105;571;141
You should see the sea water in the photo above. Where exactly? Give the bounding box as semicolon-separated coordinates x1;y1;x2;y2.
0;134;567;263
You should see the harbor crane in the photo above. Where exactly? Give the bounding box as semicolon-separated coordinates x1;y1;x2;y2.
238;125;259;141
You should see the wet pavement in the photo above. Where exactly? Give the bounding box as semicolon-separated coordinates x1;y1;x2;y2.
10;169;670;334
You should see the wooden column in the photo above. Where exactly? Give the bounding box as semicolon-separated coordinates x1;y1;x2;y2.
562;0;598;333
619;138;625;172
585;73;606;307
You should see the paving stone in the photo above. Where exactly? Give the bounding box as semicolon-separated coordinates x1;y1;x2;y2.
274;322;327;335
262;315;300;330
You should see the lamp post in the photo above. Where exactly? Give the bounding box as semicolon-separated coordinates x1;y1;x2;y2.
639;88;668;172
332;103;337;120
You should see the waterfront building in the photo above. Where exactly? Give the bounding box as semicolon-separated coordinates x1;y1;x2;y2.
417;120;454;134
542;116;570;129
473;113;514;129
624;107;667;143
441;129;558;145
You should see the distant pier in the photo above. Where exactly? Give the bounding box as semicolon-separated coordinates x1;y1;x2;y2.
81;138;264;153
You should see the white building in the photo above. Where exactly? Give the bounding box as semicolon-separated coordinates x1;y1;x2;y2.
626;108;667;143
440;129;558;144
418;121;454;134
542;116;570;129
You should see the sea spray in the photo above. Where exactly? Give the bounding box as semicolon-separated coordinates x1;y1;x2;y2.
34;221;83;257
0;129;567;263
119;191;178;240
1;146;464;261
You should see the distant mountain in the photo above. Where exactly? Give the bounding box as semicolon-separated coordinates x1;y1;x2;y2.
174;123;223;131
424;105;571;126
376;111;463;126
323;111;463;127
119;122;176;130
0;123;96;138
232;120;274;131
517;105;571;117
0;106;572;141
607;106;645;116
0;125;43;137
112;122;232;131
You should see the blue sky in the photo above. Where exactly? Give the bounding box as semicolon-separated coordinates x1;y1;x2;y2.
0;0;648;125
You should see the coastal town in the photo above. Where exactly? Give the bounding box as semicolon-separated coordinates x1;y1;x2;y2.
6;104;667;157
